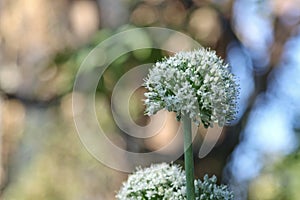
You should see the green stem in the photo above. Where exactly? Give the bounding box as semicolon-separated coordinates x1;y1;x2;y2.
183;115;195;200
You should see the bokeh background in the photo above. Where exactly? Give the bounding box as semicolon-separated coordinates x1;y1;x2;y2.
1;0;300;199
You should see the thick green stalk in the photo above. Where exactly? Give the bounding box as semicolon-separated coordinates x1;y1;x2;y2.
183;115;195;200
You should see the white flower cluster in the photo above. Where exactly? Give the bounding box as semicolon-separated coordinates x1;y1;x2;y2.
116;163;186;200
195;175;234;200
116;163;234;200
144;49;239;127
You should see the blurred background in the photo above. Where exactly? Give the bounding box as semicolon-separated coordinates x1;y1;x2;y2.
0;0;300;199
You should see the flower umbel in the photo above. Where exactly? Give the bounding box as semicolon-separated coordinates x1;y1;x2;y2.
116;163;186;200
144;49;239;128
116;163;234;200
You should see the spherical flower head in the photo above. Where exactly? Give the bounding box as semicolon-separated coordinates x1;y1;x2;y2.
116;163;186;200
116;163;234;200
144;48;239;128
